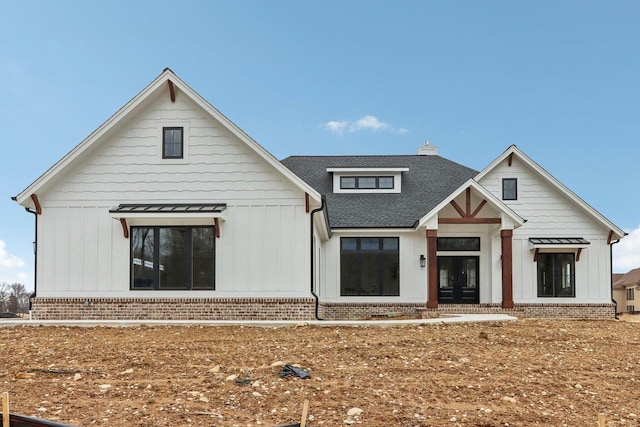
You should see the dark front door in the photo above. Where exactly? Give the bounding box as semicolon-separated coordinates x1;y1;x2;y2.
437;256;479;304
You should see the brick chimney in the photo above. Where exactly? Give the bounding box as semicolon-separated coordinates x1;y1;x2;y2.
417;140;438;155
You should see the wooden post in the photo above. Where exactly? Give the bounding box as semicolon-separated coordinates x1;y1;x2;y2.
2;392;9;427
426;230;438;309
598;413;606;427
300;399;309;427
501;229;514;309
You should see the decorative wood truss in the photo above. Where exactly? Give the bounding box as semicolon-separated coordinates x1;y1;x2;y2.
438;188;501;224
167;80;176;102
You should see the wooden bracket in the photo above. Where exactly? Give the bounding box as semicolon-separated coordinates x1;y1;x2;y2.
533;248;539;262
607;230;614;245
576;248;582;262
30;194;42;215
214;217;221;238
508;152;514;166
119;218;129;239
168;80;176;102
305;193;310;213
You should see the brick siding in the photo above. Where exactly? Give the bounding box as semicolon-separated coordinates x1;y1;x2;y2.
30;298;616;321
30;298;316;321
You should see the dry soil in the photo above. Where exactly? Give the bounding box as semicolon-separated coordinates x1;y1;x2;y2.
1;318;639;426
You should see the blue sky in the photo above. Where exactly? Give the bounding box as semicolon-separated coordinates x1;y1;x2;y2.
1;1;639;289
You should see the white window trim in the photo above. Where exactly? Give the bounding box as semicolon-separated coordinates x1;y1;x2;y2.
157;122;190;164
330;169;406;194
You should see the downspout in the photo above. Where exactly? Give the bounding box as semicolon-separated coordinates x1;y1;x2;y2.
310;196;326;320
25;207;38;310
611;238;621;320
10;196;38;310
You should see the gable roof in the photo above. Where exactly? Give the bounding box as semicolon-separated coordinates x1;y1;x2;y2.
14;68;321;206
281;154;478;228
417;179;525;229
614;267;640;288
475;145;626;240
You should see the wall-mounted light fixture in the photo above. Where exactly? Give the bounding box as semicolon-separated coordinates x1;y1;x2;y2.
419;254;426;268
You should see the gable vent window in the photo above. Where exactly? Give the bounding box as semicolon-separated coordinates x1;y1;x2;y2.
340;176;394;190
502;178;517;200
163;127;184;159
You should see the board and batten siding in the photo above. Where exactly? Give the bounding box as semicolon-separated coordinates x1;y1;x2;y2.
479;156;612;303
35;90;310;298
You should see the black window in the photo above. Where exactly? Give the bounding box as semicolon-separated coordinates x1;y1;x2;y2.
131;226;215;290
502;178;517;200
340;237;399;296
537;253;575;297
437;237;481;251
340;176;395;190
163;127;183;159
627;288;635;301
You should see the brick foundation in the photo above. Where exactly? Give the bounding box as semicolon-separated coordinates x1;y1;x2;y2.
30;297;316;321
319;302;426;320
30;298;616;321
418;303;616;319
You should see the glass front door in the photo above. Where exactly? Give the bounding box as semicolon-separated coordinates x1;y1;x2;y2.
437;256;479;304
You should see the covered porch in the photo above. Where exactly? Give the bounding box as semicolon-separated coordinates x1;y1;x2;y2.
417;180;525;309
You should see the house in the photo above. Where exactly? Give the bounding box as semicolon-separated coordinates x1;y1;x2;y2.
13;69;626;320
613;268;640;314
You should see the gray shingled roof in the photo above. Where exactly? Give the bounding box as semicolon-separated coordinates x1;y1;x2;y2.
281;155;478;228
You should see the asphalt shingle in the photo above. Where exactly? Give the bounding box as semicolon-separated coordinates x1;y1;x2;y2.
281;155;478;228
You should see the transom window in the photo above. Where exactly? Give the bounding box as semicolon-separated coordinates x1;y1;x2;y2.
340;176;394;190
502;178;517;200
537;253;575;297
131;226;215;290
163;127;184;159
437;237;480;251
340;237;399;296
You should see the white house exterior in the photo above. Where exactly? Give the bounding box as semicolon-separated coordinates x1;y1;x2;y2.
14;69;625;320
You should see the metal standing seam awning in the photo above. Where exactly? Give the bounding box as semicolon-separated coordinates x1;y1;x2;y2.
528;237;590;262
109;203;227;238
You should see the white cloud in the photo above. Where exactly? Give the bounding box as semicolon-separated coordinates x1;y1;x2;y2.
350;115;389;132
613;225;640;272
324;120;349;134
322;115;409;135
0;240;25;268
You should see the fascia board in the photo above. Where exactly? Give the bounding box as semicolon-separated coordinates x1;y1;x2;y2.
15;70;172;205
15;69;321;205
171;74;322;203
476;145;625;239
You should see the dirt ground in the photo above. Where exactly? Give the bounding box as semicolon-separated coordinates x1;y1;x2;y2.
1;318;639;427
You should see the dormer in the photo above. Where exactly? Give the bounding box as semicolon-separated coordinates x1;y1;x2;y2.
327;167;409;194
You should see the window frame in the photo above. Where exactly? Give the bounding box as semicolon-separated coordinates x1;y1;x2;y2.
536;252;575;298
627;288;635;301
162;126;184;159
502;178;518;201
339;176;395;190
130;225;216;291
340;237;400;297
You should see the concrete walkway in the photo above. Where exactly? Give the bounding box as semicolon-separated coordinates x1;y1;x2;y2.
0;313;517;328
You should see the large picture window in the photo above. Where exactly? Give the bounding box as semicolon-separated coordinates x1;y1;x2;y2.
340;237;399;296
131;226;215;290
537;253;575;297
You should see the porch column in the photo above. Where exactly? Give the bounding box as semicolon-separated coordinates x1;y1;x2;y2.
426;229;438;309
501;229;514;309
